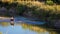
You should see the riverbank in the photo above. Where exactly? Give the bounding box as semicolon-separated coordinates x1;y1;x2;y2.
0;16;10;19
0;0;60;30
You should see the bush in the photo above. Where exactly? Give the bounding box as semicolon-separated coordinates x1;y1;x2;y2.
45;1;54;5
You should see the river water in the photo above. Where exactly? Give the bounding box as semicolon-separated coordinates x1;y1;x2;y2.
0;16;58;34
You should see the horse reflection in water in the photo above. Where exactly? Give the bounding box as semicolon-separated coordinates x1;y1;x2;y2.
10;17;14;26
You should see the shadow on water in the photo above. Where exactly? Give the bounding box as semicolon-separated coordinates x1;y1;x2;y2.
0;16;59;34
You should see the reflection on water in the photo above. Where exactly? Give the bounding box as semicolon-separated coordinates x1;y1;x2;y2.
0;32;2;34
0;22;10;27
0;22;57;34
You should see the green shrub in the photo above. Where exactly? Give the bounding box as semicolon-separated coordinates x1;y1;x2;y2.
45;1;54;5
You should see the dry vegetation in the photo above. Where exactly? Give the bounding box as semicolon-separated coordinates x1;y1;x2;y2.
1;0;60;27
2;0;60;13
16;1;60;14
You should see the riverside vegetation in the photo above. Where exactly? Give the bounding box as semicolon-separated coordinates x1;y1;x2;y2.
0;0;60;29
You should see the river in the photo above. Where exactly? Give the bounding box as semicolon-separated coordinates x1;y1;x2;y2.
0;16;58;34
